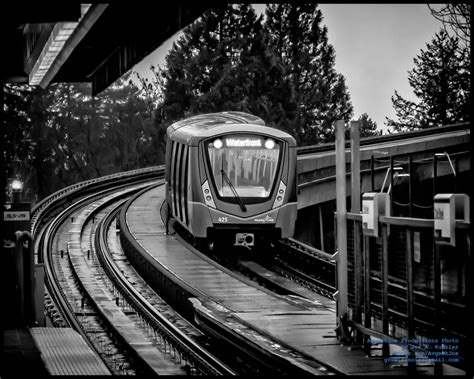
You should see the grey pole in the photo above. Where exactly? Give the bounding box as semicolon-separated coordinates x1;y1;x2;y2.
335;120;348;325
350;121;361;213
350;120;362;342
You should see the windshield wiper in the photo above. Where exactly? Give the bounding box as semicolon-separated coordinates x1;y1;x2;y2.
220;169;247;212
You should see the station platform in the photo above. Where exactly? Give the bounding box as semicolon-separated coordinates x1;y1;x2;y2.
123;184;465;375
2;327;110;376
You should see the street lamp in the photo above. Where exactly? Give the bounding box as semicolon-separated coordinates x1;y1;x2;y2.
11;178;24;203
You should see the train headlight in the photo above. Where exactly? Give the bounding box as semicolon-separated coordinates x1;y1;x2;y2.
264;138;275;149
272;181;287;209
213;138;223;149
202;181;216;208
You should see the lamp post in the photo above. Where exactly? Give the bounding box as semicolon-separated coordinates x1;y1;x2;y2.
11;178;24;203
3;177;38;327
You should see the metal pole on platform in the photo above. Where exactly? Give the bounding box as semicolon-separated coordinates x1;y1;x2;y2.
350;121;361;213
370;155;375;191
16;231;36;326
335;120;348;330
350;121;362;343
1;82;6;343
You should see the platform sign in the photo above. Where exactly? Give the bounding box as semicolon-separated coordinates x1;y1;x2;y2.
4;211;30;221
3;202;31;243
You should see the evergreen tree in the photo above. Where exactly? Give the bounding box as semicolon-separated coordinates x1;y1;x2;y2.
386;30;470;131
153;4;353;146
156;4;263;124
190;4;265;113
3;84;41;200
357;113;381;137
101;74;160;168
264;4;353;144
4;73;159;202
3;85;34;180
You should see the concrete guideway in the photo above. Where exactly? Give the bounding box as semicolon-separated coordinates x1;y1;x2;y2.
122;184;461;375
297;126;470;208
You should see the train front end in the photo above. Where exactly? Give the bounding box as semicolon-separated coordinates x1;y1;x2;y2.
191;128;297;249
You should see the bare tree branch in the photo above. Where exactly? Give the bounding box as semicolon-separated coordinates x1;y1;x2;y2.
427;4;470;52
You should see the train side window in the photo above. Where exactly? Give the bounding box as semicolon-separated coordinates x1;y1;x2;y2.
181;146;189;225
170;141;177;216
175;142;183;222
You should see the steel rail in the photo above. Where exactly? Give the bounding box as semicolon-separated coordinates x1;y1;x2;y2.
95;197;236;376
37;176;160;373
31;166;163;236
37;169;234;375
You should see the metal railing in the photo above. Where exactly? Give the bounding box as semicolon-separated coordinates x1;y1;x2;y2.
344;212;471;375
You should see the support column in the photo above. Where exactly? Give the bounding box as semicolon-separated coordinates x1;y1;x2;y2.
350;120;363;343
1;82;5;219
318;205;325;251
1;82;6;246
335;120;348;327
1;81;7;344
350;120;360;213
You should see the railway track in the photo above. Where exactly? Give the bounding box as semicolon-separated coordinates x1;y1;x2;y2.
235;235;467;354
271;238;336;298
33;168;334;375
30;123;469;375
190;236;337;304
188;221;467;361
33;170;235;375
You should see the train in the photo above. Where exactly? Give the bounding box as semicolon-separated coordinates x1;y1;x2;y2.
164;111;298;250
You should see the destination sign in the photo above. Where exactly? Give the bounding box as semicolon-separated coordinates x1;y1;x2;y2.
225;138;262;147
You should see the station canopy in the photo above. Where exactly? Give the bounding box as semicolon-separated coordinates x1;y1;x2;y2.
1;3;209;95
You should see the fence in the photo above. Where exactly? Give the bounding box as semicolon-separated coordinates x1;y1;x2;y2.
344;212;470;375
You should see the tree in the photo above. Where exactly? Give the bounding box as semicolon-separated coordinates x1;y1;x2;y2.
386;30;470;132
3;84;40;200
156;5;263;123
192;5;273;115
152;4;288;149
3;71;160;202
264;4;353;144
152;4;353;146
357;113;381;137
427;4;470;53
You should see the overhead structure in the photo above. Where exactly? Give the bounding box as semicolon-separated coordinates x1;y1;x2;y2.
1;2;210;94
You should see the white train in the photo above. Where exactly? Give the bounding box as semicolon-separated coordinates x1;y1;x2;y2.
165;111;297;249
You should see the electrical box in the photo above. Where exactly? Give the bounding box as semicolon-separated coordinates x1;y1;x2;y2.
434;193;470;246
362;192;387;237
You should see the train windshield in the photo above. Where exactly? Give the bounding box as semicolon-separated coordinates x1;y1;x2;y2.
206;135;281;199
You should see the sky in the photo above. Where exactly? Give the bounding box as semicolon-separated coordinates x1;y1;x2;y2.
132;4;444;133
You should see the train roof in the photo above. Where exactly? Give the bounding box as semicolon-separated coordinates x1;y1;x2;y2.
167;111;296;147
